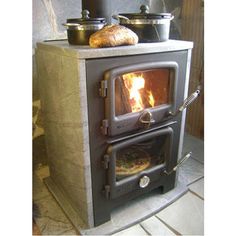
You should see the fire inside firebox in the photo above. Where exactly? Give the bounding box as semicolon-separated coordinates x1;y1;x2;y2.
115;68;172;116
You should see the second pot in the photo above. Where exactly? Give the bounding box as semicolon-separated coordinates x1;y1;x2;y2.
112;5;174;43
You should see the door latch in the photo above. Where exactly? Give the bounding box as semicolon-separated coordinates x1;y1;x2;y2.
102;154;110;169
139;110;155;128
99;80;108;97
101;119;109;135
104;185;110;199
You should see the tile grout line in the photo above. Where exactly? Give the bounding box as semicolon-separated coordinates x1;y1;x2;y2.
189;189;204;200
139;223;152;236
191;156;204;165
186;176;204;186
187;176;204;186
155;215;182;236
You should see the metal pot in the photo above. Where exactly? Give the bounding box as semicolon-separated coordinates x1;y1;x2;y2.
63;10;106;45
112;5;174;43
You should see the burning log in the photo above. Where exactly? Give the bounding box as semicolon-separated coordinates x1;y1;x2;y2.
115;77;132;115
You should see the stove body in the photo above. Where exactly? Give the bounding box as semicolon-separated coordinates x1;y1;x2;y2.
36;40;193;228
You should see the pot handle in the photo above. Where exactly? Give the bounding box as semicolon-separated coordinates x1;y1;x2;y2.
112;14;130;22
62;23;81;27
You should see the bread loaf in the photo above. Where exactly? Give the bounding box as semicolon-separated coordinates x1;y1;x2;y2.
89;25;139;48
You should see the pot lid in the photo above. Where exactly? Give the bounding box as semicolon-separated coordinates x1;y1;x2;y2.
119;5;172;20
67;10;106;24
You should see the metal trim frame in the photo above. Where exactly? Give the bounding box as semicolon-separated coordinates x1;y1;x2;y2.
104;61;179;136
106;120;177;144
105;127;174;199
177;49;192;161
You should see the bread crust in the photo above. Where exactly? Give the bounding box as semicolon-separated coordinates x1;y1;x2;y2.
89;25;139;48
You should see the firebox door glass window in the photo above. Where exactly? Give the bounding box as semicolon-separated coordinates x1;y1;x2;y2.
115;68;172;116
115;134;169;181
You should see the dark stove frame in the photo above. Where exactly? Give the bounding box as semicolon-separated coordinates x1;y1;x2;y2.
85;50;188;226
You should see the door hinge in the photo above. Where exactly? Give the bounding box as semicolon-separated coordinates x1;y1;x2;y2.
104;185;110;199
101;119;109;135
99;80;108;97
102;154;110;169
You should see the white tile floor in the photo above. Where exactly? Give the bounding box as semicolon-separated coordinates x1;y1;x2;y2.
189;177;204;199
156;192;204;235
140;216;176;236
33;133;204;235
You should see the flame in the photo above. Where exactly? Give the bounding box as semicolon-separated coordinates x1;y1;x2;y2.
123;73;145;112
148;91;155;107
122;73;155;112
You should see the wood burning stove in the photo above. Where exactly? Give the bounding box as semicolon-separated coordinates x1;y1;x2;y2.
36;40;195;229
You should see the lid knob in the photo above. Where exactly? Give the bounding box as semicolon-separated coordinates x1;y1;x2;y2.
140;5;149;14
81;9;90;19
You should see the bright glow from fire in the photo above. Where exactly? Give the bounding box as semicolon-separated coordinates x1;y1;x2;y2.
122;73;155;112
148;91;155;107
123;73;145;112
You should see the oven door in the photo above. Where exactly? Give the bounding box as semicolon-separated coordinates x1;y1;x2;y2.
100;61;178;136
103;127;173;199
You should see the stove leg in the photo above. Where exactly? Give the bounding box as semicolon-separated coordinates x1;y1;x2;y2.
161;174;176;194
94;208;111;227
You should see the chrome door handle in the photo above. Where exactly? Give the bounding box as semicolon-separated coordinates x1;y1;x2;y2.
169;88;201;116
164;152;192;175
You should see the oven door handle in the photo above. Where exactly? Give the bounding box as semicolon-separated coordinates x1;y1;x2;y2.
164;152;192;175
169;87;201;116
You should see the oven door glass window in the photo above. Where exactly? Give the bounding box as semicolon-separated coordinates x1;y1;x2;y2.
116;131;169;181
115;68;173;116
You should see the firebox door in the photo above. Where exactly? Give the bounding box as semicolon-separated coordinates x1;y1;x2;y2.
100;61;178;136
103;127;173;199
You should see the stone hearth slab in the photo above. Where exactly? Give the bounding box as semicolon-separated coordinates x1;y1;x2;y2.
178;158;204;185
44;176;187;235
79;180;187;235
44;177;88;230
